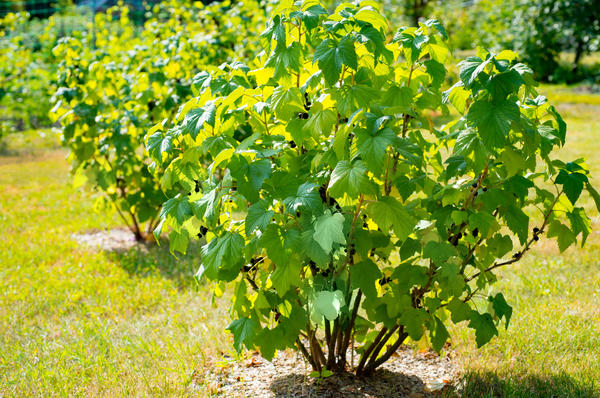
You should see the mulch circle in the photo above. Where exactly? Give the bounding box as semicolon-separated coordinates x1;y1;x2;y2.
71;228;146;252
195;347;456;397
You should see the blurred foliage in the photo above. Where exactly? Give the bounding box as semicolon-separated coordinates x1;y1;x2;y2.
49;0;267;241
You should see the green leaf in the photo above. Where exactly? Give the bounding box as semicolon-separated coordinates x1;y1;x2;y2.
302;230;330;268
266;42;302;79
468;312;498;347
489;293;512;329
303;108;336;138
245;201;274;236
429;316;450;352
487;69;524;99
313;210;346;253
160;194;193;225
229;157;272;202
399;307;428;340
283;182;322;213
366;196;415;240
355;126;395;175
227;317;258;352
335;84;380;117
313;36;357;85
182;102;216;139
354;6;388;32
586;183;600;213
548;105;566;145
447;298;471;323
270;87;304;120
500;147;525;177
423;19;448;39
459;56;489;86
328;160;374;199
443;82;469;114
192;188;222;225
567;207;591;245
468;212;499;238
556;169;587;205
383;84;413;113
501;204;529;245
200;232;245;280
423;241;457;265
169;229;189;255
147;132;173;163
271;260;302;295
468;99;520;148
290;5;327;30
547;220;576;252
350;260;382;299
424;60;446;89
313;290;345;321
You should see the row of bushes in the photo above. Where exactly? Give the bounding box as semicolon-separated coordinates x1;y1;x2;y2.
1;0;597;144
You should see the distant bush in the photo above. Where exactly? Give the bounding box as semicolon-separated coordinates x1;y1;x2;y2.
50;0;266;241
0;12;56;140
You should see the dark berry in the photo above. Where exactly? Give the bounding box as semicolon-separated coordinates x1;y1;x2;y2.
341;117;349;123
363;222;368;228
349;248;356;256
533;227;540;233
533;235;539;241
482;187;488;192
472;182;478;188
457;232;463;239
296;211;301;217
472;228;479;237
289;140;297;148
319;185;328;203
378;277;390;286
200;226;208;235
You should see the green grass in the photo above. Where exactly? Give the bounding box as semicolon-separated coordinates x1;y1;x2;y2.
1;88;600;396
0;146;232;396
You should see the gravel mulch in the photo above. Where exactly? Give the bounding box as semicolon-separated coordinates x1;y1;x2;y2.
194;347;456;397
71;228;146;252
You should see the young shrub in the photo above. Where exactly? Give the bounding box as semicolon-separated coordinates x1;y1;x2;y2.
0;12;55;141
152;1;598;375
51;1;266;241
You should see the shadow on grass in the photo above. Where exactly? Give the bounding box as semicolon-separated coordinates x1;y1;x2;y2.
269;369;426;398
104;238;202;289
457;371;600;398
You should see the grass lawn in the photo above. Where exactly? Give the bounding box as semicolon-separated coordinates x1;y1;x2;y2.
1;86;599;397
